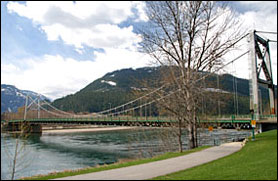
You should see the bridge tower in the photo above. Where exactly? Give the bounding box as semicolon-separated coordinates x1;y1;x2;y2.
248;30;276;121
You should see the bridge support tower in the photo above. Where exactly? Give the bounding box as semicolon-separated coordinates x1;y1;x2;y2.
248;30;276;121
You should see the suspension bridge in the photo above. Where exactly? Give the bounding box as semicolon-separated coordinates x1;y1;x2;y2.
2;30;277;133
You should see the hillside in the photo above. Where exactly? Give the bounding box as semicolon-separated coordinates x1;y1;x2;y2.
52;67;161;113
52;66;276;115
53;67;276;113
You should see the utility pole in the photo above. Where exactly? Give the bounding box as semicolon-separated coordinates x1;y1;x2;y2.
149;102;152;118
145;102;147;121
217;74;221;116
38;95;40;119
140;98;142;118
109;103;112;121
235;76;239;115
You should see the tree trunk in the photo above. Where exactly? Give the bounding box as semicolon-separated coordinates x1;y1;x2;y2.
188;109;197;149
193;120;198;147
178;119;183;152
186;85;196;150
11;138;19;180
188;123;195;149
193;108;198;147
141;0;244;154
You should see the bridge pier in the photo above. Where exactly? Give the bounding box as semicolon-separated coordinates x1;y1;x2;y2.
257;122;277;133
30;124;42;133
2;122;42;134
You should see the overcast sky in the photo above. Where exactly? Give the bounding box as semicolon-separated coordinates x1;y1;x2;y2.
1;1;277;100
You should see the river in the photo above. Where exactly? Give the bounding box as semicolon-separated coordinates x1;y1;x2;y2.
1;127;251;180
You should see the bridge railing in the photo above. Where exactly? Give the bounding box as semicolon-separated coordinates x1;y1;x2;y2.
259;114;277;118
7;114;276;124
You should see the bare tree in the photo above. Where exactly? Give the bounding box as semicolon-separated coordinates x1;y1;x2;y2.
2;122;33;180
140;1;245;151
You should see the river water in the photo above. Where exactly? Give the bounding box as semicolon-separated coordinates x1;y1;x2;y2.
1;127;251;180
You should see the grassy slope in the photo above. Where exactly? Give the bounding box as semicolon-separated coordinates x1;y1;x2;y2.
21;146;210;180
153;130;277;180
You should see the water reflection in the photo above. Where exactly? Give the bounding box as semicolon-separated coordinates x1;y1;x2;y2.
1;128;251;180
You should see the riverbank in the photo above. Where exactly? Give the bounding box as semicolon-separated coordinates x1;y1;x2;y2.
3;128;251;180
53;142;243;180
42;126;138;134
21;130;277;180
153;129;277;180
20;146;211;180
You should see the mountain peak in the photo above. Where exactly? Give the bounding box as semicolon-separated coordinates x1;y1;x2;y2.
1;84;49;113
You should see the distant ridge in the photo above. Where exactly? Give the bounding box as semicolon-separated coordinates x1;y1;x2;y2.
1;84;49;113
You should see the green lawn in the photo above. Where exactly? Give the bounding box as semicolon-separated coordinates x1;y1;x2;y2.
21;146;210;180
152;130;277;180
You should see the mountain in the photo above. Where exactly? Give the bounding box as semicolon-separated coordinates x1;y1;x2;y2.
52;67;162;113
1;84;49;113
52;66;277;115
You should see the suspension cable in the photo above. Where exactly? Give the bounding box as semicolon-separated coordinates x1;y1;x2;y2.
255;31;277;34
20;52;250;119
232;61;237;115
110;51;250;117
26;97;38;109
27;96;68;118
28;50;249;119
40;98;76;116
29;33;250;118
97;33;250;115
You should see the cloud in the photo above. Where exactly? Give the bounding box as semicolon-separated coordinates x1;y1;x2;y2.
1;64;20;73
7;1;146;50
3;1;150;100
1;49;150;100
3;1;276;102
131;1;148;22
221;1;277;84
238;1;277;13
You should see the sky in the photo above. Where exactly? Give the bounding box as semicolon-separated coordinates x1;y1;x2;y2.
1;1;277;100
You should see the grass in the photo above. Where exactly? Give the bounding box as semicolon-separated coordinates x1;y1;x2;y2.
152;130;277;180
20;146;210;180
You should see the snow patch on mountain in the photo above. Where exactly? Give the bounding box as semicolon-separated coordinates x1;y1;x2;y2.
205;88;229;93
101;80;117;86
1;84;49;113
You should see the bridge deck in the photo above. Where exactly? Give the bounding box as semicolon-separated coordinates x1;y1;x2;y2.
6;115;276;125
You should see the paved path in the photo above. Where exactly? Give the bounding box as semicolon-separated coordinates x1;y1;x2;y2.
53;142;243;180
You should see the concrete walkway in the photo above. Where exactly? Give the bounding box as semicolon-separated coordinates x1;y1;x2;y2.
54;142;243;180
